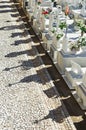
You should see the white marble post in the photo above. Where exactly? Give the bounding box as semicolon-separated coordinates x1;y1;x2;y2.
52;33;57;44
49;12;54;34
29;0;32;7
33;2;38;18
56;18;59;32
62;35;70;53
73;0;77;7
82;71;86;86
81;0;86;16
37;6;42;22
56;9;59;32
31;0;36;12
40;14;45;30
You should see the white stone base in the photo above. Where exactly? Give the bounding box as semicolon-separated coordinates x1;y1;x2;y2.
65;67;86;89
41;30;48;41
63;75;75;90
54;62;63;74
41;42;47;51
50;44;59;62
32;20;41;34
65;68;83;88
57;50;86;74
26;9;33;22
72;89;86;110
42;34;52;52
33;18;37;27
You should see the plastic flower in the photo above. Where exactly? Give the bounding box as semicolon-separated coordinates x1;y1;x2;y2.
65;6;70;16
42;10;48;15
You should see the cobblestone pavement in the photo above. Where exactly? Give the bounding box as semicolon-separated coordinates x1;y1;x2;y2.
0;0;76;130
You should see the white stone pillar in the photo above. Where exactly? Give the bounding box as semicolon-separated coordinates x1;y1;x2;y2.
37;6;42;23
82;71;86;87
29;0;31;5
40;15;45;30
32;0;36;12
49;12;53;34
81;0;86;16
73;0;77;7
62;36;70;53
33;2;38;18
56;8;59;32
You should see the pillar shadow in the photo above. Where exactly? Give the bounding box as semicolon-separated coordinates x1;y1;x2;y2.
43;87;59;98
11;32;24;37
5;50;30;58
3;60;33;71
10;30;29;38
34;106;66;124
11;13;20;17
11;38;32;45
8;73;42;87
74;115;86;130
0;23;25;30
0;5;12;8
61;94;86;117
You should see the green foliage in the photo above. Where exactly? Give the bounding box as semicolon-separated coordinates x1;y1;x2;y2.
70;42;80;51
56;33;63;40
78;37;86;47
76;21;86;33
59;22;67;30
70;37;86;51
51;28;56;33
80;25;86;32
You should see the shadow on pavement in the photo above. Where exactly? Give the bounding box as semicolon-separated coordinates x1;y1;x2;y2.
11;38;32;45
34;106;66;124
74;115;86;130
0;23;25;30
11;13;20;17
10;30;29;38
3;60;33;71
8;73;42;87
5;50;30;57
43;87;59;98
0;5;12;8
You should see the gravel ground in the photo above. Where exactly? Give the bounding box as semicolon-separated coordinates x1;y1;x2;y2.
0;0;76;130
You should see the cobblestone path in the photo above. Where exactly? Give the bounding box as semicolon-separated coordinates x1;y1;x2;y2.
0;0;76;130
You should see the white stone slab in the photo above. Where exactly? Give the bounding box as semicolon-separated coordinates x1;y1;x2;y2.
42;33;52;51
49;44;59;62
63;75;75;89
72;85;86;110
65;68;83;88
57;50;86;74
64;60;86;89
